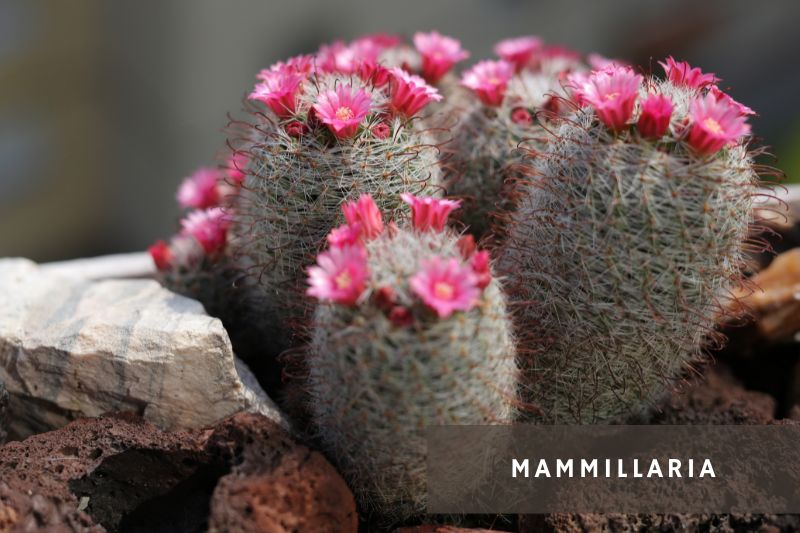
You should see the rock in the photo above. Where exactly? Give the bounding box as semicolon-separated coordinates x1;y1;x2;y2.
520;365;799;533
40;252;155;281
638;366;777;425
0;258;285;439
730;248;800;343
394;527;499;533
0;381;7;444
0;412;356;532
207;413;358;532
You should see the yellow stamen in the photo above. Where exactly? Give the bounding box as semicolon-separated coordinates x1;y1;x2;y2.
489;77;502;85
335;270;352;290
335;106;355;121
604;92;619;101
434;281;454;300
703;117;724;135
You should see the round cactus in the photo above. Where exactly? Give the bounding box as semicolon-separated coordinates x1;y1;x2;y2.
447;39;586;240
227;45;447;353
500;60;762;423
305;194;517;521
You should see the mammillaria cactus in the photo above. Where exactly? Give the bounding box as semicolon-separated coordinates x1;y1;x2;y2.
227;37;451;353
305;194;517;520
500;60;761;423
446;37;590;240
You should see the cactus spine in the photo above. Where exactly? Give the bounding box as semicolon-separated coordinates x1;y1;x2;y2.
501;64;760;423
305;196;517;520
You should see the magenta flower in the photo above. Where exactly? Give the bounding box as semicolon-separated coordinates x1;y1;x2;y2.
401;193;461;232
358;61;392;87
494;36;542;71
410;257;479;318
511;107;534;126
659;57;719;89
317;40;358;74
637;94;674;140
327;222;363;248
260;54;315;79
470;250;491;290
461;60;515;107
372;122;391;139
180;208;230;255
313;85;372;138
306;244;369;306
413;31;469;84
574;66;642;130
249;69;305;118
709;86;756;116
148;240;172;271
176;167;221;209
687;93;751;155
342;194;384;239
389;67;442;118
587;53;628;71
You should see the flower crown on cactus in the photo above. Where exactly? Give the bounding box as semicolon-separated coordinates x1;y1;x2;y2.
245;31;471;143
306;193;492;321
567;59;753;155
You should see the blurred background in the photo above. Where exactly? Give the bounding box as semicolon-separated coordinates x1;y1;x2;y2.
1;0;798;261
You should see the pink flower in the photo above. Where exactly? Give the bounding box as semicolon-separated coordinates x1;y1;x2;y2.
148;240;172;271
637;94;673;139
327;222;362;248
566;71;591;105
342;194;384;239
313;85;372;138
249;69;305;118
494;36;542;71
659;57;719;89
410;257;479;318
574;66;642;130
511;107;534;126
401;193;461;232
587;53;628;71
413;31;469;84
176;167;221;209
709;86;756;116
687;93;751;155
317;41;359;73
357;61;392;88
388;306;413;327
306;244;369;306
456;234;476;259
180;208;230;255
226;153;248;186
285;121;308;138
389;67;442;118
470;250;491;290
461;60;515;107
372;122;391;139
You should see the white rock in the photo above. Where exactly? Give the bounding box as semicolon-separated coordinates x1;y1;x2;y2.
0;258;286;439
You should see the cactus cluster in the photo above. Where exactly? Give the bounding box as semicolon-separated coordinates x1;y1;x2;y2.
305;194;517;520
226;35;464;352
500;60;761;423
145;31;770;527
446;38;589;240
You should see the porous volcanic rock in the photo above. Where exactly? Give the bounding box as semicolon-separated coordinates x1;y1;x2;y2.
0;412;356;532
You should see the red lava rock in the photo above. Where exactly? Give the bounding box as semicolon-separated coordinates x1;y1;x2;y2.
394;527;500;532
639;366;777;425
206;413;358;533
519;365;800;533
0;412;356;533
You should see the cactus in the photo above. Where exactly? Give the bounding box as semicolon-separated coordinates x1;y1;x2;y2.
227;42;447;353
305;194;517;520
447;39;586;240
500;61;762;423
